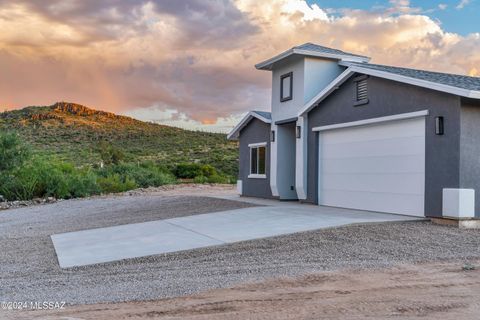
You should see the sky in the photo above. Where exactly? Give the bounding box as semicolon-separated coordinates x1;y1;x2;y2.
0;0;479;132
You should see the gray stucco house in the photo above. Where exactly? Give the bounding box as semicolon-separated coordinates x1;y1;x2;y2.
228;43;480;218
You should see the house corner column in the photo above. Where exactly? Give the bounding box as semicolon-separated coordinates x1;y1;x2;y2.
270;123;279;196
295;115;307;199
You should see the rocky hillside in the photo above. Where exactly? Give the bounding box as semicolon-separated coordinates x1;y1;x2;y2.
0;102;238;176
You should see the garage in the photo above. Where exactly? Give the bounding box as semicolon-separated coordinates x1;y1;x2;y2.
317;116;426;217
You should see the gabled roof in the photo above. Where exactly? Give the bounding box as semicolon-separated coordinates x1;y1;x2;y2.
251;110;272;120
255;43;370;71
299;62;480;116
227;111;271;140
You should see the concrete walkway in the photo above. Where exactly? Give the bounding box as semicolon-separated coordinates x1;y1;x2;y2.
51;197;421;268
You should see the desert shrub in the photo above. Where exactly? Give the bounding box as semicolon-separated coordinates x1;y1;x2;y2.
206;174;229;184
193;175;209;183
97;174;137;193
65;169;100;198
0;131;30;171
98;162;176;188
174;162;233;184
0;170;38;200
173;163;203;179
200;164;216;177
98;142;125;165
0;157;102;200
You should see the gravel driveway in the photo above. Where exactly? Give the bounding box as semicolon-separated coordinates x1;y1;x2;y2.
1;190;480;306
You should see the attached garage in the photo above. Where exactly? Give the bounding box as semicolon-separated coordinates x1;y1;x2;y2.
315;113;426;217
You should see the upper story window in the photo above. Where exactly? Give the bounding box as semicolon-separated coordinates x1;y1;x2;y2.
280;72;293;102
354;75;369;106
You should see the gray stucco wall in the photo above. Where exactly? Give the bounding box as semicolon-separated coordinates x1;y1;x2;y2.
460;99;480;217
239;118;274;199
276;122;297;199
306;75;462;217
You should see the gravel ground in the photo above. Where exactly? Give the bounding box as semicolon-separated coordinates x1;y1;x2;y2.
1;190;480;306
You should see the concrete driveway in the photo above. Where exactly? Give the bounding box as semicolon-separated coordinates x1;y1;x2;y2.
51;197;421;268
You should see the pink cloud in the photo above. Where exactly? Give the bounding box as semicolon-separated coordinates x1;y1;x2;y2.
0;0;479;128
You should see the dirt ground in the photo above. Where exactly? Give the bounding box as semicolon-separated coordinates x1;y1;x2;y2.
10;260;480;320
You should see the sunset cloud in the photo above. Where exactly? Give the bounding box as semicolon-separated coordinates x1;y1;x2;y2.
0;0;479;131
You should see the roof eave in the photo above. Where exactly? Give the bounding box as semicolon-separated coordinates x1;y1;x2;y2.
347;65;479;99
255;49;370;71
227;112;272;140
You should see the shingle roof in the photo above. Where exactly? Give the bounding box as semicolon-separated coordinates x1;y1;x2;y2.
256;43;370;70
345;62;480;91
252;110;271;120
295;43;369;59
227;111;272;140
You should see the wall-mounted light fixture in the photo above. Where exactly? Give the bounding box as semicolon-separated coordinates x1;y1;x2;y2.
296;126;301;138
271;130;275;142
435;116;444;135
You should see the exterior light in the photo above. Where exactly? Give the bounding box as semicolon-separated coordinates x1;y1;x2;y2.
435;116;444;135
296;126;301;138
271;130;275;142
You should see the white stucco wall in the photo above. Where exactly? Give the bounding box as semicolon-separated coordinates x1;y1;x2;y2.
271;58;305;123
304;57;344;103
269;56;345;200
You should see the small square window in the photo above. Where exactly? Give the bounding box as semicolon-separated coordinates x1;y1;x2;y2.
280;72;292;102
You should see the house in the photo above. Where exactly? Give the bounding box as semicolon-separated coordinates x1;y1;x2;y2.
228;43;480;218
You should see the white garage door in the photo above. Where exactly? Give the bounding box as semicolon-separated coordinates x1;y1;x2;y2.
319;117;425;217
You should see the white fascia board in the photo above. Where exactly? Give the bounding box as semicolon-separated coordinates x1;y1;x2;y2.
298;68;355;116
293;49;370;63
312;110;429;132
255;49;294;70
248;142;267;148
227;112;271;140
255;49;370;70
343;63;480;99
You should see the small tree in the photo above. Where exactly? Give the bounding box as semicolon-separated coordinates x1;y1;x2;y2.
0;131;29;171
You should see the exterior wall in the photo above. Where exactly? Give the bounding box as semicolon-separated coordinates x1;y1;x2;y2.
306;75;462;217
304;57;344;103
276;122;297;199
271;57;305;122
460;100;480;217
239;118;274;199
270;57;344;200
271;56;345;122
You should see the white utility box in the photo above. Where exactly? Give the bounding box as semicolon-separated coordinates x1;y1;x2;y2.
442;188;475;218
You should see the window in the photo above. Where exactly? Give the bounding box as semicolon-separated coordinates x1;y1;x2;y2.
354;75;369;106
280;72;293;102
249;143;266;178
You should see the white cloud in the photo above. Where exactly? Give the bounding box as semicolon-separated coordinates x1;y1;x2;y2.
281;0;330;21
1;0;480;130
438;3;448;10
456;0;470;9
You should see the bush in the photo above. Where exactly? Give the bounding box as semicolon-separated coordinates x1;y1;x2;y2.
0;170;38;201
97;162;176;188
97;174;137;193
98;142;125;165
193;175;209;183
205;174;229;184
173;163;203;179
0;131;30;171
0;157;102;201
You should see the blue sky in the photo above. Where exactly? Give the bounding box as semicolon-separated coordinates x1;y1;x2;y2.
307;0;478;35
